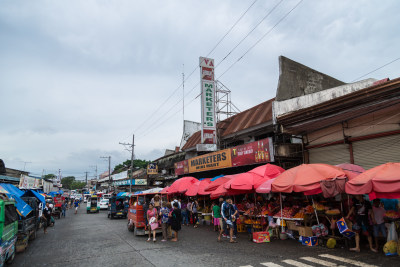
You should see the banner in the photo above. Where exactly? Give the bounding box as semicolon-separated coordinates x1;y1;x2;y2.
111;171;128;181
188;149;231;173
231;138;273;167
175;138;274;175
200;57;217;147
147;163;158;175
133;179;147;185
19;175;41;189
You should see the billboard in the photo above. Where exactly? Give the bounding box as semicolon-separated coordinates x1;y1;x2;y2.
147;163;158;175
200;57;217;148
175;138;274;175
19;175;41;189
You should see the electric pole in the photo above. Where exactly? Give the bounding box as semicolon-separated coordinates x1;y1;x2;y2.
100;156;112;193
84;171;89;189
119;134;135;193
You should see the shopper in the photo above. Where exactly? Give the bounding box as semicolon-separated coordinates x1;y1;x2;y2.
232;202;239;238
159;201;170;242
169;202;182;242
221;196;237;243
191;198;199;228
171;196;181;209
42;202;52;234
74;198;79;214
61;200;67;218
187;201;192;224
346;195;377;252
212;201;221;232
372;199;386;250
181;201;189;226
150;194;162;212
147;203;158;242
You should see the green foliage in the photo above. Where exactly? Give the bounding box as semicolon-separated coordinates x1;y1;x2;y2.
44;174;56;180
71;181;86;190
61;176;76;190
113;159;151;174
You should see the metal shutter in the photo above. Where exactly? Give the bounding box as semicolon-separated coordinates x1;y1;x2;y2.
353;134;400;170
308;144;350;165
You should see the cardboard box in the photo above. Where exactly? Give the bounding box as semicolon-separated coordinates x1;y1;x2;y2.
298;226;313;237
287;221;299;231
252;231;270;243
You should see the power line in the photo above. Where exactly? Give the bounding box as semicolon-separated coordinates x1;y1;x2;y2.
218;0;304;79
351;57;400;82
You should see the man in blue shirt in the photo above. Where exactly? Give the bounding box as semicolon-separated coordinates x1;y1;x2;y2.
221;196;237;243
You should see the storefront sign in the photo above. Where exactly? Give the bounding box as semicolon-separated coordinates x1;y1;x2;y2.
111;171;128;181
188;149;231;173
200;57;217;148
175;138;274;175
114;179;132;186
19;175;41;189
133;179;147;185
147;163;158;175
231;138;274;167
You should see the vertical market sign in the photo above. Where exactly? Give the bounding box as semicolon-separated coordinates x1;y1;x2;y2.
147;163;158;175
200;57;217;146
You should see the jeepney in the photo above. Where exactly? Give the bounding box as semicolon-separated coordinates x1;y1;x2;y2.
107;196;128;219
0;195;18;266
86;195;100;213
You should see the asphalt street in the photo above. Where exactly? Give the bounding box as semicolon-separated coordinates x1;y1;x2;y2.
13;206;400;267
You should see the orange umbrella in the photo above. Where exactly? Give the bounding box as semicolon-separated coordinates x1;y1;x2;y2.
167;177;198;194
271;164;346;194
346;162;400;199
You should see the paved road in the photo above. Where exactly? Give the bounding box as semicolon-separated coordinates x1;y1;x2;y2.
13;206;399;267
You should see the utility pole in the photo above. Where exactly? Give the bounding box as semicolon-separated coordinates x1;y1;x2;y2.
119;134;135;193
23;161;32;172
100;156;112;193
84;171;89;189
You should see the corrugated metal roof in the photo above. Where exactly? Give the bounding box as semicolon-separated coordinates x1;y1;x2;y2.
182;98;274;150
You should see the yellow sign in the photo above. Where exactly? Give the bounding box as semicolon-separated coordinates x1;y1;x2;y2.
188;149;232;173
147;163;158;175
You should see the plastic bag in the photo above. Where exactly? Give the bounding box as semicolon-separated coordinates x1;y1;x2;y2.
387;222;398;242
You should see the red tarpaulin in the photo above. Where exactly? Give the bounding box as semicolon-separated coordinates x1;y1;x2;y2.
271;164;347;194
336;163;365;180
167;177;199;194
345;162;400;199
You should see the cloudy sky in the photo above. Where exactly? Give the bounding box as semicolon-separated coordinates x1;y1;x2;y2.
1;0;399;179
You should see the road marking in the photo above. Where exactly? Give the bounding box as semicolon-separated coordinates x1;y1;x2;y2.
260;262;283;267
319;254;378;267
239;265;254;267
282;259;313;267
301;257;337;266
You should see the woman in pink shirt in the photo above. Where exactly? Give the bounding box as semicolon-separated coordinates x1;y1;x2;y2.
147;203;158;242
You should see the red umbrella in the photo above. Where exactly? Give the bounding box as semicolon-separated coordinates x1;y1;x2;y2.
223;172;265;191
271;164;346;194
256;178;276;194
197;178;212;195
346;162;400;199
210;182;249;199
167;177;198;194
185;181;201;196
336;163;365;180
160;186;169;194
248;164;285;179
205;175;235;192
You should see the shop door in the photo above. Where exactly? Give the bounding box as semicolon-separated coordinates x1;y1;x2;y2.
308;144;350;165
353;134;400;170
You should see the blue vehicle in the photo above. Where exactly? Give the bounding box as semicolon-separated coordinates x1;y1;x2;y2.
108;196;128;219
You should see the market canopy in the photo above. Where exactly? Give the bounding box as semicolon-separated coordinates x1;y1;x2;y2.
248;164;285;179
185;178;212;196
0;183;32;217
345;162;400;199
256;178;276;194
167;177;198;194
336;163;365;180
185;181;201;197
271;164;347;195
205;176;235;192
210;183;249;199
22;189;46;204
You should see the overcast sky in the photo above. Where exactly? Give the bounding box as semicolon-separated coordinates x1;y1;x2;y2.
1;0;399;179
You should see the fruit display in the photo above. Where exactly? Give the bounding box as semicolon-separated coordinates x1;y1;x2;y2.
293;211;304;219
383;240;397;255
273;206;299;218
313;203;325;211
326;238;336;249
384;210;400;219
305;205;314;214
326;209;340;216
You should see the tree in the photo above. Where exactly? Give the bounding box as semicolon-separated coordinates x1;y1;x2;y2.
44;174;56;180
71;181;86;190
113;159;151;174
61;176;76;190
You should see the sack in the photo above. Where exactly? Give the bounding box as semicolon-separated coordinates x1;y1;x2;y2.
387;222;398;242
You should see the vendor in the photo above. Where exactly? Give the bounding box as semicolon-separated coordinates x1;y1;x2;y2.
346;195;377;253
266;197;279;232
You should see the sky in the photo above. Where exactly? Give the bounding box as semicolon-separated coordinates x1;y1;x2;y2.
1;0;399;179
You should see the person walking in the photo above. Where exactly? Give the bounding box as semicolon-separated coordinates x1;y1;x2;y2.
212;201;221;232
42;202;52;234
147;203;158;242
169;202;182;242
221;196;237;243
171;196;181;209
74;198;79;214
191;199;199;228
181;201;189;226
62;200;67;218
159;202;170;242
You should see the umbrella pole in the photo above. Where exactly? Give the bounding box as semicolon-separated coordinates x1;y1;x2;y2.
280;193;283;232
312;197;320;225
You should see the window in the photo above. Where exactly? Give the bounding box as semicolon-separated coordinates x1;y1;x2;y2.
4;204;17;226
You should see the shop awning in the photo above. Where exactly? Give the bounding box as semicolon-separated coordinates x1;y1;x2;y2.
0;183;32;217
167;177;198;194
30;190;46;204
